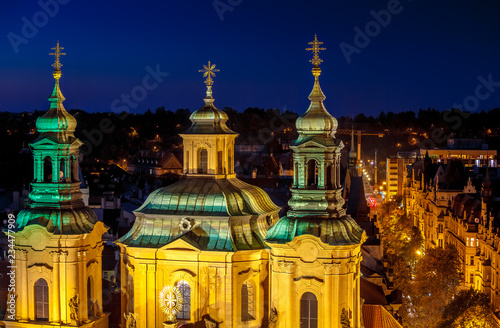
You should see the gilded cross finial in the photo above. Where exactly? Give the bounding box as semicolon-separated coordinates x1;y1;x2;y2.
199;61;219;86
50;41;66;71
306;34;325;67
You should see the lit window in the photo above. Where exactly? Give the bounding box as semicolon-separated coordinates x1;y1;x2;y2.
176;281;190;320
35;278;49;320
300;292;318;328
199;149;208;174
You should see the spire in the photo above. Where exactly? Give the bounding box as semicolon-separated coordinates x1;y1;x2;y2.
295;35;337;137
36;41;77;138
198;60;219;101
184;61;235;135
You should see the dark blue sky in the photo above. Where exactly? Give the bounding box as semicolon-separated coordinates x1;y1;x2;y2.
1;0;499;117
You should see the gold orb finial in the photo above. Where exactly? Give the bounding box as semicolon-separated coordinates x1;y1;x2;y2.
49;41;66;79
306;34;326;67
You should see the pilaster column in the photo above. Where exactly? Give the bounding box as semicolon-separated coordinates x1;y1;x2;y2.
50;251;61;323
323;264;334;327
17;249;29;322
52;156;58;182
79;250;88;321
60;251;68;323
66;252;78;324
147;264;156;327
332;262;341;326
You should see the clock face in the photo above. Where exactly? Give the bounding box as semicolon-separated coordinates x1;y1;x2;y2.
159;285;183;316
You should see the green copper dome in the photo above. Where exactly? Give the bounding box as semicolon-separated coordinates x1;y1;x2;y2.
295;67;337;136
135;177;279;216
36;77;77;134
265;215;365;246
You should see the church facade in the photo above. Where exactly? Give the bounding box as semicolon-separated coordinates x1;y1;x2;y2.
118;36;366;328
8;36;366;328
6;43;108;328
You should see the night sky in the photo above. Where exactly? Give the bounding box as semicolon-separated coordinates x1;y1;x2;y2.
1;0;499;117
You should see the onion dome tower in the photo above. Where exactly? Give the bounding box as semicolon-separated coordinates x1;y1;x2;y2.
348;128;358;176
8;43;108;328
117;62;280;328
265;36;366;328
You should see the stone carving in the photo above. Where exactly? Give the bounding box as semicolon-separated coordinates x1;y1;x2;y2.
69;294;80;324
274;259;294;274
203;315;220;328
341;308;351;328
95;300;104;317
269;306;278;327
124;312;138;328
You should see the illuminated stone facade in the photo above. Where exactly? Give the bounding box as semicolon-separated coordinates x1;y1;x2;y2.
266;36;365;328
5;45;108;328
118;39;366;328
116;62;281;327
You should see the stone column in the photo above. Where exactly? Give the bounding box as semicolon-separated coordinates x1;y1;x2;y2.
50;251;61;323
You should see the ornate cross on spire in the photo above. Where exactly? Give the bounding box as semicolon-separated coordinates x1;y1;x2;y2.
199;61;219;86
50;41;66;71
306;34;326;67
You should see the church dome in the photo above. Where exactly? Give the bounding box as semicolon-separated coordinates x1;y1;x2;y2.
36;105;77;134
36;73;77;134
296;103;338;135
135;177;279;217
265;215;366;246
118;177;281;250
183;93;236;135
295;67;337;136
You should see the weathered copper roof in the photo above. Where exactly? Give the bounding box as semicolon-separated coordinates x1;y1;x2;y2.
265;215;365;246
15;206;98;234
135;177;280;216
117;177;280;250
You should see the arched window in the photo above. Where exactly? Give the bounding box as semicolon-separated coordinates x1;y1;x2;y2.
241;281;254;321
326;164;333;188
59;158;66;181
71;155;78;182
217;151;223;174
88;276;94;318
198;149;208;174
35;278;49;320
307;160;318;187
176;280;190;320
43;156;52;182
294;162;299;186
300;292;318;328
228;152;233;174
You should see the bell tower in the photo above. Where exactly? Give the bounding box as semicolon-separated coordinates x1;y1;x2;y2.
179;61;238;178
7;43;108;328
266;36;366;328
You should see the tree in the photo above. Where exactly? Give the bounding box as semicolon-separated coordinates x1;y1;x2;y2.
439;288;496;328
405;244;463;328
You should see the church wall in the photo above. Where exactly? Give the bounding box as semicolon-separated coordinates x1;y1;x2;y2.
269;235;363;328
122;247;270;328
